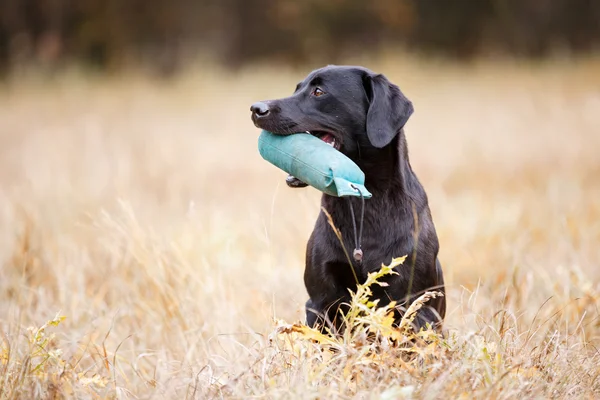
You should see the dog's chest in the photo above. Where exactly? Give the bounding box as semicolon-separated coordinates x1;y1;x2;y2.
314;200;414;269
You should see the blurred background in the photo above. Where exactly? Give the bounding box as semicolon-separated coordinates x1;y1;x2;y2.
1;0;599;76
1;0;599;320
0;2;599;396
1;0;599;313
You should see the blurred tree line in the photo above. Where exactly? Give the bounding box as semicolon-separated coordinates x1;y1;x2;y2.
1;0;599;75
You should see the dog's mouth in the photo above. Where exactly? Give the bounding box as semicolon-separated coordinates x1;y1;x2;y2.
284;130;342;189
306;131;341;150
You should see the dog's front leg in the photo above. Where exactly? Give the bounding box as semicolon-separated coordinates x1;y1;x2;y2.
305;297;351;335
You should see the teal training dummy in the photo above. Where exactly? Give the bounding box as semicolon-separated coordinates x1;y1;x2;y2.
257;130;372;199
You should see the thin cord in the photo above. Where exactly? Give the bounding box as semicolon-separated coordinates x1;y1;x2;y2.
347;199;358;253
347;185;365;264
358;188;364;250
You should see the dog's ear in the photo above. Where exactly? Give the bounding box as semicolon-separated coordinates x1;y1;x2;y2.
363;72;414;148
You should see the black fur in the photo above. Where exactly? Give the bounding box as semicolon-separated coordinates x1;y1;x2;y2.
251;65;446;333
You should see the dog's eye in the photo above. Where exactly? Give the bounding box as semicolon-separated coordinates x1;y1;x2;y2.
312;87;325;97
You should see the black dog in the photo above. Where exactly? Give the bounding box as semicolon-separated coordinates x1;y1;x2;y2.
251;65;446;333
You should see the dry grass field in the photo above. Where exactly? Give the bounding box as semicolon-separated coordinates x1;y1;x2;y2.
1;55;599;399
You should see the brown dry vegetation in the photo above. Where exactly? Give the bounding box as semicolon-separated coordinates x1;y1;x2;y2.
1;55;600;399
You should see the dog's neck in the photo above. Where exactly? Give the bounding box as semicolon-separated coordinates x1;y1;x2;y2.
320;130;419;255
354;130;414;196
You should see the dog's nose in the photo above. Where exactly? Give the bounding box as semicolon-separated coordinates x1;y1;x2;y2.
250;102;270;117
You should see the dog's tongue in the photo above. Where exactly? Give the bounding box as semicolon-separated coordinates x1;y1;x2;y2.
319;133;335;144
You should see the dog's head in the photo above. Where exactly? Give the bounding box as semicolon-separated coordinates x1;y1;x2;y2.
251;65;413;161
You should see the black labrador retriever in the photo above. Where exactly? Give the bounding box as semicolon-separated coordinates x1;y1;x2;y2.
250;65;446;333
